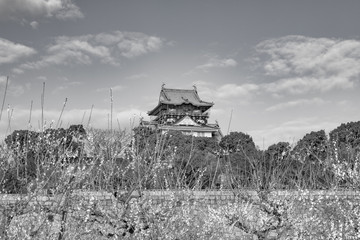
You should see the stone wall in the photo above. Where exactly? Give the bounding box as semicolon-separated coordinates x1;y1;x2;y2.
1;190;360;209
1;190;360;239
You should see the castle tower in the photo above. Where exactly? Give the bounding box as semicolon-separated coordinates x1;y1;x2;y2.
141;85;222;140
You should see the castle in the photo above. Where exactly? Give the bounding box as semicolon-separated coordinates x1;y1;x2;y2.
140;85;222;141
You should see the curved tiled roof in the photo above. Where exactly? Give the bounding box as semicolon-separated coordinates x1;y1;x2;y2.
148;87;213;115
160;88;213;106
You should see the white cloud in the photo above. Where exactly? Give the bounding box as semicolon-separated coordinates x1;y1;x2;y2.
111;86;124;92
256;35;360;94
0;76;25;97
14;31;168;74
266;97;326;112
193;81;260;103
195;57;237;72
126;73;148;80
96;85;124;93
337;100;348;106
249;118;338;149
17;36;115;71
0;0;83;22
54;0;83;20
116;33;164;58
52;81;82;94
216;83;259;99
0;38;36;65
30;21;39;29
95;31;164;58
11;68;24;75
263;76;354;94
48;36;115;63
37;76;47;81
4;107;145;133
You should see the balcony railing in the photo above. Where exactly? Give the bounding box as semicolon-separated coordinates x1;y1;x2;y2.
159;109;209;118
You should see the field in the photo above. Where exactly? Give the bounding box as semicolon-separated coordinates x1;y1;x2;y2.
1;124;360;239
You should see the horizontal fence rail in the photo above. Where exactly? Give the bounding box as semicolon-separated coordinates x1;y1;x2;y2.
1;190;360;208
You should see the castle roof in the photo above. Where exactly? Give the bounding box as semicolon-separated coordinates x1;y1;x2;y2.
148;87;213;115
160;88;213;106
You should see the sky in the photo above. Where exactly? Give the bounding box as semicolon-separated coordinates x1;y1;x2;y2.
1;0;360;149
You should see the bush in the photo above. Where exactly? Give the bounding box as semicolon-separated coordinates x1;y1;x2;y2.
3;121;360;239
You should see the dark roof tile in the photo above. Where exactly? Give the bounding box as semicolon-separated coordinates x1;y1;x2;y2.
160;88;213;106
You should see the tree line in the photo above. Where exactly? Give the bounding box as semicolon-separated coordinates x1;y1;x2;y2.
133;120;360;190
1;121;360;193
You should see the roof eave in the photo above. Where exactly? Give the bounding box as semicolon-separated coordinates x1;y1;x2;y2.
148;103;162;116
161;101;213;107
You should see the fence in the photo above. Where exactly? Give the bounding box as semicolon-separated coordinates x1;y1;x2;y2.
1;190;360;239
1;190;360;209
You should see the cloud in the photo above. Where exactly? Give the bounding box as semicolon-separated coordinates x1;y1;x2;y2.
52;80;82;94
216;83;259;99
256;35;360;94
193;81;260;104
16;36;116;71
117;35;163;58
95;31;165;58
0;76;25;97
14;31;168;74
54;0;83;20
30;21;39;29
3;107;145;133
0;38;36;65
195;57;237;72
125;73;148;80
249;117;338;149
49;36;115;63
37;76;47;81
0;0;83;22
266;97;326;112
96;85;124;93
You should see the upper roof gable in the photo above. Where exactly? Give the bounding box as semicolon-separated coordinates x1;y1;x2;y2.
174;115;199;126
160;87;213;107
148;86;214;116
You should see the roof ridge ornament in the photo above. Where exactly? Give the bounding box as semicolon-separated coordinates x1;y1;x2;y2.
160;83;171;102
193;84;203;102
181;96;189;102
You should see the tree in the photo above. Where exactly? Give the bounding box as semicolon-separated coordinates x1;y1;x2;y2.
260;142;291;190
291;130;332;189
219;132;260;188
328;121;360;188
2;125;89;194
293;130;328;163
219;132;257;155
329;121;360;162
132;128;221;189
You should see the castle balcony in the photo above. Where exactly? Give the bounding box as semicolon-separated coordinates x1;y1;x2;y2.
159;109;209;118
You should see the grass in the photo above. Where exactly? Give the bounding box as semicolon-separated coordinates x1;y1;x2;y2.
1;82;360;239
1;127;360;239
